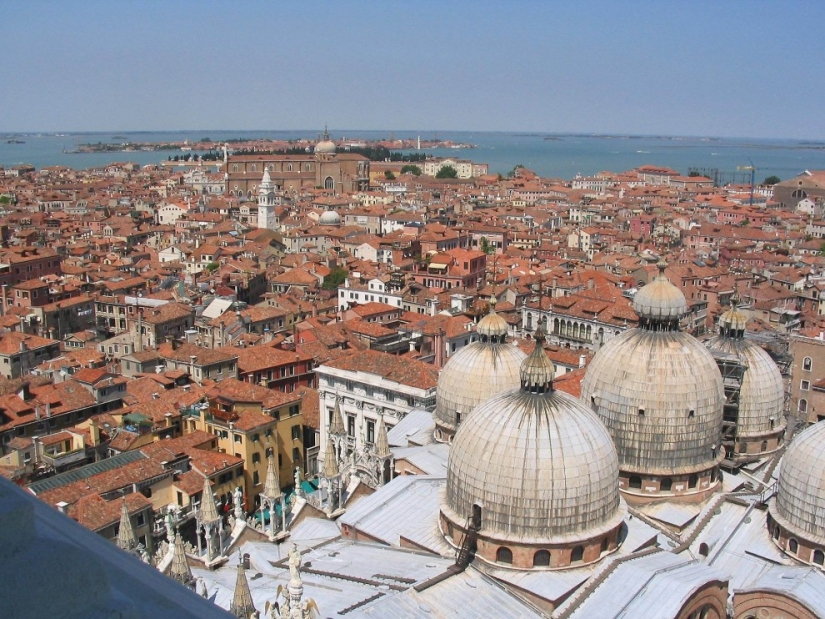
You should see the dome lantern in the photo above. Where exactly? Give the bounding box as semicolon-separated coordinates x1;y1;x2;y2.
631;260;688;331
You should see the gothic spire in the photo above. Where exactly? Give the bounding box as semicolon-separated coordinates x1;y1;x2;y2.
199;476;220;523
323;428;339;479
262;454;281;500
169;531;194;588
116;498;137;552
329;395;345;437
375;415;391;459
229;557;256;618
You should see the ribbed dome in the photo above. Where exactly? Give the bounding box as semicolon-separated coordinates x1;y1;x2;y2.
705;336;784;439
774;422;825;544
445;343;623;543
581;329;724;475
318;210;341;225
632;260;688;324
434;340;525;437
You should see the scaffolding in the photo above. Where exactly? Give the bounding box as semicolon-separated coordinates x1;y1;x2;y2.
711;349;747;467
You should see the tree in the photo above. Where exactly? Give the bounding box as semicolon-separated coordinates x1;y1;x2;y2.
506;164;524;178
401;164;421;176
384;170;396;180
323;267;348;290
436;165;458;179
0;196;10;205
764;175;781;185
820;242;825;257
480;236;493;255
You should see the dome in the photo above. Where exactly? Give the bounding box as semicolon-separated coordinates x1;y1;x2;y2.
706;319;785;443
772;421;825;546
318;210;341;225
582;329;724;476
443;336;624;558
315;127;336;154
434;301;525;442
632;260;688;325
315;140;337;154
581;263;724;498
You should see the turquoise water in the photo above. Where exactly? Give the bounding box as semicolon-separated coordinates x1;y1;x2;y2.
2;130;825;183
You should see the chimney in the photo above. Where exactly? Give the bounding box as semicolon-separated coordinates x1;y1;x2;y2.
56;501;69;515
434;328;446;369
89;417;100;447
579;354;587;368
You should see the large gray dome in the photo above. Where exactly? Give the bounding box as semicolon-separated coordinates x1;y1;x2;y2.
445;339;623;543
582;329;724;475
581;264;726;484
434;303;526;441
773;421;825;544
706;323;785;440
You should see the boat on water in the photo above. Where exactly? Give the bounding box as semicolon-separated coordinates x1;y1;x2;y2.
5;139;25;144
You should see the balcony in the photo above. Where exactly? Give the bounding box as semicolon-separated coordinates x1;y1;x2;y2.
41;448;88;469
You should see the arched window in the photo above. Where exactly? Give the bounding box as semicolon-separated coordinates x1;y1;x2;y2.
629;476;642;489
774;526;780;539
699;543;709;557
800;399;808;414
250;164;257;172
232;164;238;172
710;468;717;483
789;538;799;554
570;546;584;563
472;504;482;530
660;478;672;492
287;164;293;172
803;356;812;371
761;440;768;452
688;474;698;489
324;176;334;190
496;547;512;564
792;189;808;199
305;163;311;171
814;549;824;565
526;313;533;330
533;550;550;567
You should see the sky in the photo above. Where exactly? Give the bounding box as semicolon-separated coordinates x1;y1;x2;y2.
2;1;824;139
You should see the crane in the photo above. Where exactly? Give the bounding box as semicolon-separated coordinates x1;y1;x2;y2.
736;158;757;206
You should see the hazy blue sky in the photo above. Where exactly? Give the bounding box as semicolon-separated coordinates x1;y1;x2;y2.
2;1;824;138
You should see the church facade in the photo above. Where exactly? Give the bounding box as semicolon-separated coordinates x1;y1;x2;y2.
224;131;370;198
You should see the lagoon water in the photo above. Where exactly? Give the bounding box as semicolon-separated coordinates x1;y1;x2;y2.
2;130;825;184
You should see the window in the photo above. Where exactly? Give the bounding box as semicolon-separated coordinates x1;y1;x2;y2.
366;420;375;444
252;452;260;464
629;476;642;489
803;357;813;372
253;471;260;486
533;550;550;567
801;380;810;391
688;474;698;489
347;415;355;437
773;526;780;540
814;549;824;565
292;447;300;463
496;547;512;564
601;538;609;553
570;546;584;563
660;478;673;492
800;399;809;414
291;424;301;441
234;434;242;444
789;538;799;554
638;408;645;417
